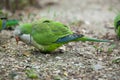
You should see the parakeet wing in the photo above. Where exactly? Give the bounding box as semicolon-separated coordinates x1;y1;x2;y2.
31;20;73;45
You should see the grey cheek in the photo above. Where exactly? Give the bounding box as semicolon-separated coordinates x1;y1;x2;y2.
20;34;31;44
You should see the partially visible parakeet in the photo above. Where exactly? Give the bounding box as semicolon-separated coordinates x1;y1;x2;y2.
0;17;19;31
114;13;120;39
14;18;111;53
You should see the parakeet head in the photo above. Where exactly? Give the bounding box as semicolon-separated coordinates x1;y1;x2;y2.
14;27;32;44
14;23;33;44
114;14;120;29
114;13;120;38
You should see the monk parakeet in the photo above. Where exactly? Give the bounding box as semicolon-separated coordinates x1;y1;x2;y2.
14;19;110;53
114;13;120;39
0;17;19;31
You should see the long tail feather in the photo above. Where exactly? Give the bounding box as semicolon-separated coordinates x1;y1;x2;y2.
55;33;111;43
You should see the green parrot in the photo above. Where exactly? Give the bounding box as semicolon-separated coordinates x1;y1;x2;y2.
114;13;120;39
0;17;19;31
14;18;110;53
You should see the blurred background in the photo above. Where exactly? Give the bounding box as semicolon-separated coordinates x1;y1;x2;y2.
0;0;120;80
0;0;58;19
0;0;57;11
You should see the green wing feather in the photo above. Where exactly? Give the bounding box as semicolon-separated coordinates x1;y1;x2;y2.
31;19;73;45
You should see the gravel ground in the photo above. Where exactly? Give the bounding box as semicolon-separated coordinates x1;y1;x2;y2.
0;0;120;80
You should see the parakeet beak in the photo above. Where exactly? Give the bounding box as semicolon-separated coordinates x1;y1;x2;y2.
15;36;20;45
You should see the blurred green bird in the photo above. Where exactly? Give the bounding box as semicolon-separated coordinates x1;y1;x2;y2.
0;17;19;31
14;18;111;53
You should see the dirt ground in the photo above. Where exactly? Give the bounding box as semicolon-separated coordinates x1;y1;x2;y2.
0;0;120;80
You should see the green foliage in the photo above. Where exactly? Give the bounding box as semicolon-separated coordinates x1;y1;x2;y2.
112;58;120;64
25;68;38;79
93;45;103;53
53;75;62;80
107;44;116;53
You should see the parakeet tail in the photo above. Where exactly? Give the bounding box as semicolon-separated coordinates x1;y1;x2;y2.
55;33;110;43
